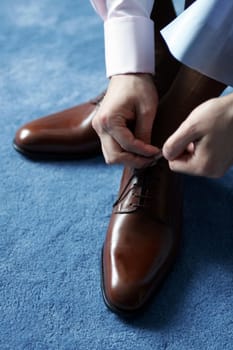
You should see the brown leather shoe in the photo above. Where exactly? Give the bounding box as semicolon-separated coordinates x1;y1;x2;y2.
101;159;183;315
13;92;105;159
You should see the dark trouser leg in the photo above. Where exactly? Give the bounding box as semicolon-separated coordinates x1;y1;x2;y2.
152;68;226;148
151;0;227;147
151;0;181;97
151;0;176;29
185;0;195;8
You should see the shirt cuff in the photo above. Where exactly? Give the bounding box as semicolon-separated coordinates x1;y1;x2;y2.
161;0;233;87
104;16;155;77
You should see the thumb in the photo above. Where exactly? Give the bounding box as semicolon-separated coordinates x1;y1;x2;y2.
163;119;201;160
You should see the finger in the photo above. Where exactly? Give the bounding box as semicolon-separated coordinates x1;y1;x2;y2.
93;111;158;157
168;141;205;176
116;152;158;169
100;134;157;168
168;154;199;176
108;124;159;157
168;138;220;178
163;120;201;161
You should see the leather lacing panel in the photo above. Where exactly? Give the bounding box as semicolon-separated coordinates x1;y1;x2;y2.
113;157;164;214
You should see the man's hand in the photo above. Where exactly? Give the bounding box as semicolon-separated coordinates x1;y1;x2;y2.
92;74;160;168
163;93;233;178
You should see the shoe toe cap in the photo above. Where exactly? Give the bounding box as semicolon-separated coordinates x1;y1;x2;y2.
14;124;44;153
103;275;149;314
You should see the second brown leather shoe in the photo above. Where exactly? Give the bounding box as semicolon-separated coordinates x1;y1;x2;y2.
13;92;105;159
101;159;183;315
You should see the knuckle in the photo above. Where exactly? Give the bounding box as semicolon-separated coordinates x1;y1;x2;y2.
91;116;98;130
105;154;118;165
169;164;185;175
100;114;109;129
142;107;154;119
168;161;178;172
105;158;111;165
92;112;110;132
199;158;217;177
104;156;112;165
202;160;212;176
209;168;225;179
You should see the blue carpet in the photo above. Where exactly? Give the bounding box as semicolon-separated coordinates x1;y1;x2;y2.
1;1;233;349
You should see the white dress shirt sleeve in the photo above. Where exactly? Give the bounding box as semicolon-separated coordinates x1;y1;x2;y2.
90;0;155;77
162;0;233;87
90;0;233;87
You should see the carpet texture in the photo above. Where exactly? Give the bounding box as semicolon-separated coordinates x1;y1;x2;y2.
1;1;233;349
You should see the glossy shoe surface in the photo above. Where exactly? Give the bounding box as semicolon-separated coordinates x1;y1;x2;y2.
102;159;183;315
13;93;105;159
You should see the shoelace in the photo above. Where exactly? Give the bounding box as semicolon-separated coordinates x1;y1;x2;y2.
113;152;164;210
